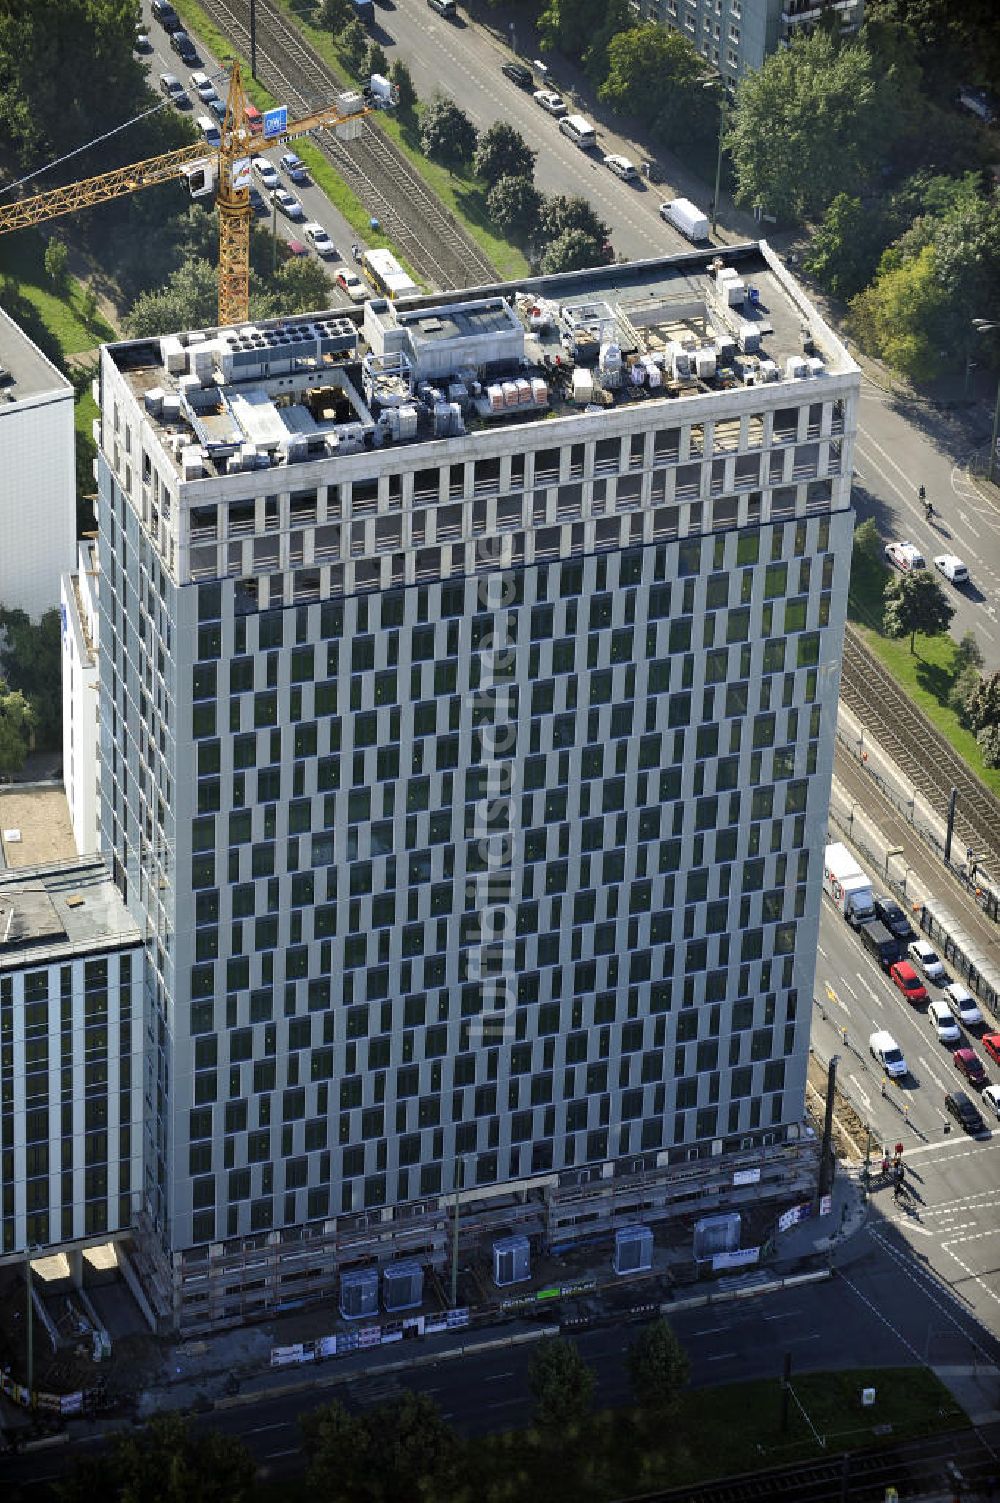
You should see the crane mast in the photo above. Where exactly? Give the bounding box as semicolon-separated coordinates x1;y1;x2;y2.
0;64;391;325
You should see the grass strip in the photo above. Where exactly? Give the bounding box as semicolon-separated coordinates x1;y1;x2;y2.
848;548;1000;796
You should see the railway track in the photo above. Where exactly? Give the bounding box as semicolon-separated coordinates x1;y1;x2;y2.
195;0;498;291
840;624;1000;879
625;1425;996;1503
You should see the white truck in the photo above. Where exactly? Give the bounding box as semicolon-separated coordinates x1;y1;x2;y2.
659;198;709;242
823;842;875;926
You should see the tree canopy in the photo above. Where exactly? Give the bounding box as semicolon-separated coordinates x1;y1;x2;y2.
883;569;955;652
627;1318;690;1420
527;1337;596;1432
599;25;716;149
57;1413;257;1503
420;94;478;171
728;30;905;223
486;176;543;242
0;607;61;750
301;1392;463;1502
0;682;33;777
474;122;536;186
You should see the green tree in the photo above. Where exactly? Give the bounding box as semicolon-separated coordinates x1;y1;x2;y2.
803;193;895;299
852;517;883;568
964;670;1000;734
948;663;983;725
318;0;352;29
0;682;33;777
600;25;715;148
627;1318;690;1420
486;175;543;241
849;241;953;384
44;238;69;291
977;721;1000;769
419;94;478;170
302;1392;462;1502
539;194;610;247
125;258;219;337
390;58;417;116
527;1337;596;1432
274;255;333;311
474;122;536;185
540;227;606;274
340;17;368;76
954;630;985;675
0;606;61;750
883;569;955;653
81;283;99;330
364;40;388;78
57;1413;256;1503
538;0;631;84
728;30;904;223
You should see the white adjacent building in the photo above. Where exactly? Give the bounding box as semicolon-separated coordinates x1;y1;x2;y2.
61;540;101;856
0;306;75;620
94;243;859;1330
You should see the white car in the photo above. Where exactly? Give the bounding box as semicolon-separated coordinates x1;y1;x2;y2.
271;187;304;220
943;981;983;1028
908;939;946;983
934;554;969;585
336;268;366;303
603;153;638;181
303;222;336;258
190;71;217;102
533;88;567;116
870;1029;907;1079
981;1084;1000;1121
885;541;926;572
253;156;280;190
928;999;961;1045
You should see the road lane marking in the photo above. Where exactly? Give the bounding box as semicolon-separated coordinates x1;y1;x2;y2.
868;1229;997;1354
706;1352;737;1361
917;1054;948;1093
838;1267;923;1362
840;979;858;1001
818;944;828;958
252;1422;294;1434
263;1448;300;1459
849;1075;872;1112
855;974;881;1003
484;1371;514;1380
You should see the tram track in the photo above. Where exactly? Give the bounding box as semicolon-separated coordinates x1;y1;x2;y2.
840;624;1000;878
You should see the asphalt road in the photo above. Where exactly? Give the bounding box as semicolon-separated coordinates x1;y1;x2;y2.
8;1262;998;1496
138;4;358;298
814;893;1000;1339
853;381;1000;665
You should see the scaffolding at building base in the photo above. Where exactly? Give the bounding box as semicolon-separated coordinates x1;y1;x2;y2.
151;1130;820;1335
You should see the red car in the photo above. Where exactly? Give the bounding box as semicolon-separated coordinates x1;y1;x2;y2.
953;1047;988;1090
889;960;927;1005
982;1033;1000;1066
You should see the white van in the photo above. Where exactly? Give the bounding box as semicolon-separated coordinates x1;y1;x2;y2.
197;114;221;147
559;114;596;150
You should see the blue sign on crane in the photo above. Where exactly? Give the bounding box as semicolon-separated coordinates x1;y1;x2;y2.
263;106;288;140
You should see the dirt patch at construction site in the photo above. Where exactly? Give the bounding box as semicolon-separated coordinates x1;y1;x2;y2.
806;1053;871;1164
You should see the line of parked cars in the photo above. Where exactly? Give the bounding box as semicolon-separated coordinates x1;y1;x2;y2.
499;58;658;193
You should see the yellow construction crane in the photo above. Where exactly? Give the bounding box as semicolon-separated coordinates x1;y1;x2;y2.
0;63;388;326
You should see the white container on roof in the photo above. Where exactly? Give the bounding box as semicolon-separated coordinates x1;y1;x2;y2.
385;297;524;382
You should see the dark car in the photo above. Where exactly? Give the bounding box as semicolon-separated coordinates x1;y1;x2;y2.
945;1089;987;1135
953;1047;989;1090
171;29;198;63
874;894;914;943
502;61;533;89
152;0;182;31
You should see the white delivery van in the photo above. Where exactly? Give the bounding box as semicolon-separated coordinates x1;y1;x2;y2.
559;114;597;150
197;114;221;147
659;197;710;242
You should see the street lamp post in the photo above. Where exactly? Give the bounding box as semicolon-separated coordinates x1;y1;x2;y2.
712;98;727;237
972;319;1000;486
